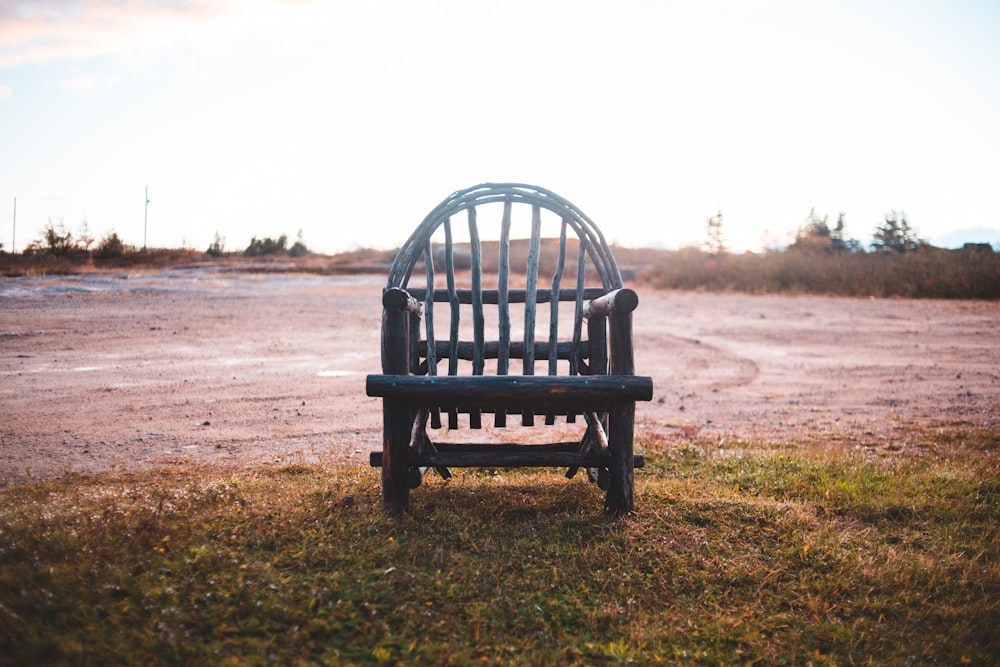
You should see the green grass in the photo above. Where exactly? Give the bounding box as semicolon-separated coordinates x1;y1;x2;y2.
2;429;998;665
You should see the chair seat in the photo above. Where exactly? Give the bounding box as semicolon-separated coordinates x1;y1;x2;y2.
366;374;653;412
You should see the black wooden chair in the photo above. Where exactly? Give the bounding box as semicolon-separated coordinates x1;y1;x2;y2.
367;183;653;514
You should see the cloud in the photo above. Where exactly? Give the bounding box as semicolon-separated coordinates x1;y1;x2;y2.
0;84;11;98
61;72;121;92
0;0;232;68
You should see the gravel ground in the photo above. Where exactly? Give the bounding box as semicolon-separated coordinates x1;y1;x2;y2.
2;267;997;487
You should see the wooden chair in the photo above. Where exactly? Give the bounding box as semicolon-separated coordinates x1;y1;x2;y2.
366;183;653;514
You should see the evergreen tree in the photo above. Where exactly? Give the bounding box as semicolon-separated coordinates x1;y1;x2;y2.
703;210;726;255
872;210;922;253
207;231;225;257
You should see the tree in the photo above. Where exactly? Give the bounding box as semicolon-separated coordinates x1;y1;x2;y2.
38;219;76;256
872;210;922;253
831;213;864;252
77;221;95;252
288;229;308;257
207;231;226;257
791;208;831;252
703;210;726;255
791;209;862;253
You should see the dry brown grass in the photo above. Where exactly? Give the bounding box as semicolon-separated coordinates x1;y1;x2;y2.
634;246;1000;299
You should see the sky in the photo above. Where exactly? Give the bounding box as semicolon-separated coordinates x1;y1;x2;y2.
1;0;999;255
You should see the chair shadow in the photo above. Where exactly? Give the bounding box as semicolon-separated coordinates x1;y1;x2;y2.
403;473;630;531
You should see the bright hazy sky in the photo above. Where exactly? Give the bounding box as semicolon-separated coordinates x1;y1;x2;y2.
2;0;999;254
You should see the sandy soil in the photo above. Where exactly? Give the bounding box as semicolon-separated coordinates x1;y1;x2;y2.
2;267;997;487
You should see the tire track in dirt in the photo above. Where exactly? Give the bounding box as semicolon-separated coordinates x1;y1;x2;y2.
637;331;760;393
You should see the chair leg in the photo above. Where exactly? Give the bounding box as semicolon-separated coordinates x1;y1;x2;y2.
382;399;411;514
604;403;636;515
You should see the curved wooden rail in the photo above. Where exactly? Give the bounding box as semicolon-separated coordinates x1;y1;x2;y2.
386;182;623;290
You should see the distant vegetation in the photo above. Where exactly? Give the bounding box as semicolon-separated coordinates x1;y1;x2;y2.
2;213;997;299
19;219;104;258
0;219;204;276
616;209;999;299
0;221;314;277
243;230;309;258
622;244;999;299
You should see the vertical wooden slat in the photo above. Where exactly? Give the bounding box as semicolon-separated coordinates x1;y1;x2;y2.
424;237;441;429
567;240;586;424
495;199;512;428
522;205;542;426
548;219;567;375
444;218;459;430
570;241;586;376
523;205;542;373
408;310;421;374
588;314;608;376
468;207;484;429
545;219;568;425
424;236;437;375
588;299;610;489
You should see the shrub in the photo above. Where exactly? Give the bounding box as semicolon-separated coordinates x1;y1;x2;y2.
288;229;309;257
639;245;1000;299
93;232;131;260
244;231;309;257
244;235;287;257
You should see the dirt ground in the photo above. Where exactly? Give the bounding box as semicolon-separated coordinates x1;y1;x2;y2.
2;267;998;487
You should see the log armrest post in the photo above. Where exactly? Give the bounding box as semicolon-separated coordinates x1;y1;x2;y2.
588;288;639;514
583;288;639;319
381;287;418;515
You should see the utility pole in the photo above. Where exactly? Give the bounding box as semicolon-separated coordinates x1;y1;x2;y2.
10;197;15;254
143;185;149;251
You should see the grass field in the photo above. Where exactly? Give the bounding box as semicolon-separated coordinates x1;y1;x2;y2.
2;427;997;665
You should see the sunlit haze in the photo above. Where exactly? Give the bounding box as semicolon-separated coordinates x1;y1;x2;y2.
2;0;999;254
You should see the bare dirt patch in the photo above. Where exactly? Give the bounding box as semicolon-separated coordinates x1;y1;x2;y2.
2;268;998;486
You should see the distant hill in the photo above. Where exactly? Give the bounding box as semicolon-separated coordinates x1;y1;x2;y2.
929;227;1000;250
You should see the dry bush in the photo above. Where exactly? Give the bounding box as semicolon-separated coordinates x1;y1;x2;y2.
639;246;1000;299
